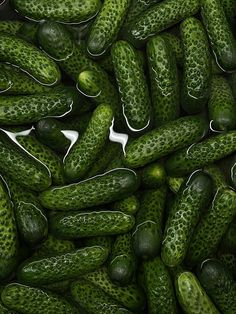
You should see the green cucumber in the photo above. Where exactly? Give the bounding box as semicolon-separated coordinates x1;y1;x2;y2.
166;131;236;176
0;33;60;85
133;186;166;259
181;17;211;114
219;218;236;254
112;195;140;215
50;210;135;239
147;35;179;126
17;246;107;285
201;0;236;71
143;257;178;314
84;236;113;259
167;176;186;194
0;301;17;314
1;283;77;314
229;72;236;99
16;21;38;44
197;258;236;314
186;188;236;266
39;168;139;210
0;20;23;34
123;115;207;168
161;171;213;267
204;164;227;191
218;253;236;278
222;0;236;28
42;280;71;294
219;153;236;190
175;271;220;314
140;162;166;188
161;32;184;66
111;40;151;132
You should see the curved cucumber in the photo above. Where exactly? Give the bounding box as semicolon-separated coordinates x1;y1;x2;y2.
166;131;236;176
112;195;140;215
123;115;207;168
147;35;179;126
0;20;23;34
161;171;213;267
39;168;139;210
208;75;236;131
201;0;236;71
176;271;220;314
111;40;151;132
181;17;211;114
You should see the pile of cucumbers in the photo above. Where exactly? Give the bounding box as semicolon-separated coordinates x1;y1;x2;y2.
0;0;235;313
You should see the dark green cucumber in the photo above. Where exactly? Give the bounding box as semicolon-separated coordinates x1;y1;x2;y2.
161;171;213;267
123;115;207;168
167;176;186;194
181;17;211;114
12;0;101;24
201;0;236;71
140;162;166;188
63;112;92;131
0;301;16;314
124;0;200;47
166;131;236;176
50;210;135;239
16;21;38;44
186;188;236;266
133;186;166;259
84;236;113;259
147;35;179;126
17;246;107;285
208;75;236;131
39;168;139;210
0;20;23;34
71;280;132;314
175;271;220;314
218;253;236;278
0;33;60;85
42;280;71;294
197;259;236;314
87;0;131;56
64;104;114;182
112;195;140;215
204;164;227;191
161;32;184;66
1;283;77;314
143;257;177;314
111;40;151;132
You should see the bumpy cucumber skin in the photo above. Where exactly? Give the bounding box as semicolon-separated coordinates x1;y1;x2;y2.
161;171;213;267
176;271;220;314
71;280;132;314
204;164;227;192
197;259;236;314
201;0;236;71
181;17;211;114
143;257;177;314
208;75;236;131
1;283;77;314
84;236;113;259
161;32;184;66
0;20;23;35
111;40;151;132
166;131;236;176
124;0;200;47
123;116;207;168
87;0;131;56
186;188;236;267
147;35;179;126
17;246;107;285
50;211;135;239
0;33;60;85
0;301;16;314
222;0;236;26
112;195;140;215
39;168;139;210
141;162;166;189
133;186;166;259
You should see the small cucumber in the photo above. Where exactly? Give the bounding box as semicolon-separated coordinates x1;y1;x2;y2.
181;17;211;114
39;168;139;210
175;271;220;314
147;35;179;126
112;195;140;215
140;162;166;188
50;210;135;239
0;20;23;34
161;32;184;66
123;115;207;168
161;171;213;267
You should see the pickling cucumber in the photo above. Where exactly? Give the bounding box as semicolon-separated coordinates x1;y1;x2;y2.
0;20;23;34
112;195;140;215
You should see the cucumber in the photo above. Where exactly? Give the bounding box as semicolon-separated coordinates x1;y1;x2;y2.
1;283;77;314
167;176;186;194
166;131;236;176
0;20;23;34
133;186;166;259
147;35;179;126
181;17;211;114
16;21;38;44
71;279;132;314
201;0;236;71
197;258;236;314
161;171;213;267
0;33;60;86
42;280;71;294
64;104;114;182
186;188;236;266
204;164;227;191
222;0;236;27
218;253;236;278
12;0;101;24
219;218;236;254
161;32;184;66
39;168;140;210
175;271;220;314
87;0;131;56
50;210;135;239
111;40;151;132
0;301;16;314
123;115;207;168
140;162;166;188
143;257;177;314
219;153;236;190
112;195;140;215
83;236;113;259
63;112;92;131
17;246;108;285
